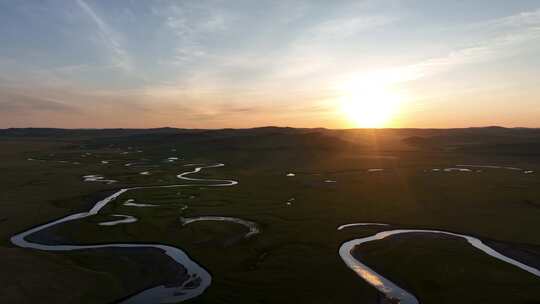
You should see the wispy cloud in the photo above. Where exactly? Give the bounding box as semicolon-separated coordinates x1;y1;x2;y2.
75;0;133;71
475;8;540;30
311;15;395;39
152;1;229;65
0;90;78;113
342;8;540;88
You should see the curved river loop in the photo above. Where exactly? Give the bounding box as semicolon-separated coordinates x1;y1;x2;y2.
338;223;540;304
11;163;259;304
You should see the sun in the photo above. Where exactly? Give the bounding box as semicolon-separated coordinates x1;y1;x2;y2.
339;84;402;128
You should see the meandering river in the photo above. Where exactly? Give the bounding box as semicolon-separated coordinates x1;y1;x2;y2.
11;164;241;303
338;224;540;304
11;161;540;303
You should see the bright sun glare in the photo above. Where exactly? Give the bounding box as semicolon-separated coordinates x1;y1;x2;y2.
340;84;402;128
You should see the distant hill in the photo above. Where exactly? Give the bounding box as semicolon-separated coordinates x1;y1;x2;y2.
400;127;540;155
2;126;540;156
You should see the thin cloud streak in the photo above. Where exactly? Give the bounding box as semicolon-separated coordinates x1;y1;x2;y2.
342;8;540;88
311;15;395;38
0;90;78;113
75;0;133;72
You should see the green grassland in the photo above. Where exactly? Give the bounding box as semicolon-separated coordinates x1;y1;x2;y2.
1;127;539;303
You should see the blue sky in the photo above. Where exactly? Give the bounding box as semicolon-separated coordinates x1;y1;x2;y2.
1;0;539;128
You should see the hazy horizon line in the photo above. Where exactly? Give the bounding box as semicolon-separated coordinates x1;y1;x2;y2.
2;125;539;131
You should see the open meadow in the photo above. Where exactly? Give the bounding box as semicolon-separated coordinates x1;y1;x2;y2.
1;127;539;303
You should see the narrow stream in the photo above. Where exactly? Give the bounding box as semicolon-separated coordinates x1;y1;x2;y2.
180;216;260;238
338;224;540;304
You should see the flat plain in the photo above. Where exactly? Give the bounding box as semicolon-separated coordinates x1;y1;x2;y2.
1;127;539;303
